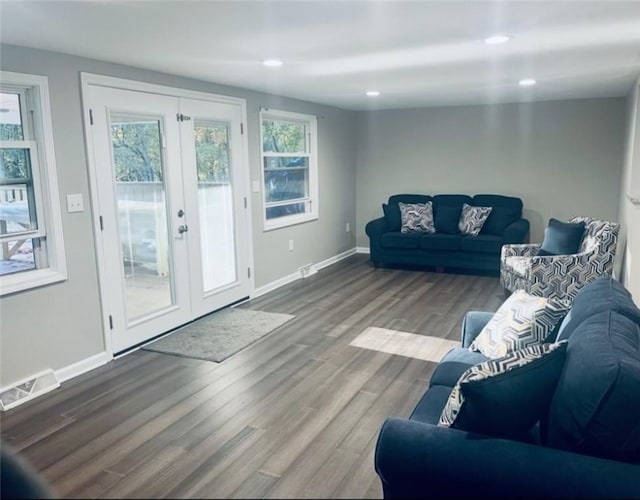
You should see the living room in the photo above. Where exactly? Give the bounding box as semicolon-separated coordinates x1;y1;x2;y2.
1;1;640;498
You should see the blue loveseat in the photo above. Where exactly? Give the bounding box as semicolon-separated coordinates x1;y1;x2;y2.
365;194;529;274
375;277;640;498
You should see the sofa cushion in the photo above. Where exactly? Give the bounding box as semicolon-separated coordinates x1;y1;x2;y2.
389;194;433;206
547;311;640;463
410;384;453;425
438;342;568;439
460;234;504;254
470;290;570;359
382;203;402;232
399;202;435;233
419;234;462;252
429;347;489;388
473;194;523;236
380;232;422;249
433;194;472;211
458;203;492;236
537;218;586;256
434;205;461;234
556;277;640;342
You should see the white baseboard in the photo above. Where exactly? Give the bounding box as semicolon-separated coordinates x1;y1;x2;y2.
253;247;357;298
356;246;370;254
56;351;112;383
315;248;357;271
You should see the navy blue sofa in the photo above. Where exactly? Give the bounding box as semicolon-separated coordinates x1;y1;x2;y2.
375;277;640;498
365;194;529;274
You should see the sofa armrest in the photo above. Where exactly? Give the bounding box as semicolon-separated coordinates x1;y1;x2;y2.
501;243;541;260
365;216;389;239
503;218;530;244
375;418;640;499
461;311;494;347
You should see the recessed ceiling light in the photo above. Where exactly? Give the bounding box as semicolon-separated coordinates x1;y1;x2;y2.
262;59;283;67
366;90;380;97
484;34;512;45
519;79;537;87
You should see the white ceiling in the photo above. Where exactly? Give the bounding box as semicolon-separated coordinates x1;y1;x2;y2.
2;1;640;111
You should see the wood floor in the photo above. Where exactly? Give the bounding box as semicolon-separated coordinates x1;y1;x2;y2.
0;255;505;499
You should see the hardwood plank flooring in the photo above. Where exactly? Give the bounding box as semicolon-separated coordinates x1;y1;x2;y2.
0;255;505;499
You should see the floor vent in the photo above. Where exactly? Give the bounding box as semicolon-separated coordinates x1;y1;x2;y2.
299;263;318;278
0;370;60;411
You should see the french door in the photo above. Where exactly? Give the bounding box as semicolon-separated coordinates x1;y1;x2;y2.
85;82;251;353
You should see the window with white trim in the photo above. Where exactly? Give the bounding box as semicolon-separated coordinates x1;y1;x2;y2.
0;72;66;295
260;108;318;230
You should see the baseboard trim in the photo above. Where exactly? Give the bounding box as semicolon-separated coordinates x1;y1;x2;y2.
315;248;357;271
56;351;112;384
356;246;370;254
253;247;357;298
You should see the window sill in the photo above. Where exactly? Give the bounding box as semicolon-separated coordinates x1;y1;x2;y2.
264;214;318;232
0;268;67;297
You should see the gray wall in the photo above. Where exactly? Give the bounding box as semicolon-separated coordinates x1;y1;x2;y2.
0;44;357;387
618;82;640;301
355;99;626;247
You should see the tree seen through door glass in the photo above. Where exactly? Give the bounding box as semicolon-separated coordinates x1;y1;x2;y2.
194;120;236;292
110;115;172;321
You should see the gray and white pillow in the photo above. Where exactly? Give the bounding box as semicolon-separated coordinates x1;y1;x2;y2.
458;203;492;236
469;290;570;359
399;202;435;233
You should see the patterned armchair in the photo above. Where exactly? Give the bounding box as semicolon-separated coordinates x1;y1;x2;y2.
500;217;620;302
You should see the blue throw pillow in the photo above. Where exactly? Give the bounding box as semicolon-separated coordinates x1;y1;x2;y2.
537;218;585;256
382;203;401;232
434;205;461;234
439;341;568;439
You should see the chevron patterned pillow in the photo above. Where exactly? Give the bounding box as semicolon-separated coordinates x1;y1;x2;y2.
469;290;570;359
398;201;435;233
439;341;568;438
458;203;492;236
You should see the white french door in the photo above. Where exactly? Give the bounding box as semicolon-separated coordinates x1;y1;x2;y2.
85;81;251;353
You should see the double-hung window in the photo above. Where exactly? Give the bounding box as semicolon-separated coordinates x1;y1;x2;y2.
0;72;66;295
259;108;318;230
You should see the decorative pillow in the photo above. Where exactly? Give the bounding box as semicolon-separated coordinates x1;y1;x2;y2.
438;341;568;439
537;218;586;256
434;205;461;234
469;290;570;359
398;202;435;234
458;203;492;236
382;203;401;232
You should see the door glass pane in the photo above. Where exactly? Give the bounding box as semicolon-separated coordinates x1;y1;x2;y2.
0;93;24;140
194;119;236;292
110;113;173;321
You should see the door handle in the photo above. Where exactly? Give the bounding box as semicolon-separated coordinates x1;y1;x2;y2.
178;224;189;234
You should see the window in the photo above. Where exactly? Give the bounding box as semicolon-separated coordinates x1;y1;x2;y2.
0;72;66;295
259;108;318;230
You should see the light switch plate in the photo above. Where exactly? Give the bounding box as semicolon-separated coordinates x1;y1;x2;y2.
66;193;84;213
252;180;260;193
